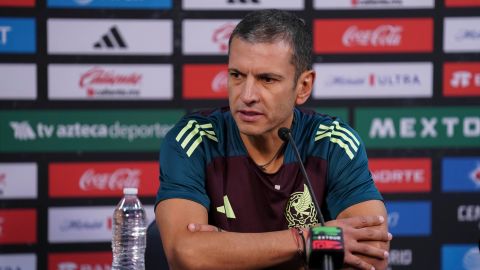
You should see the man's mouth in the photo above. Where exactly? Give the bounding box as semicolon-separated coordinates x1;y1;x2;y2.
238;110;263;122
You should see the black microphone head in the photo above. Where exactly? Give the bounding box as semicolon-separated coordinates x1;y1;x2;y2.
278;127;290;142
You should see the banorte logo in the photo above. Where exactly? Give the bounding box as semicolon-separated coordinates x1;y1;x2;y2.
342;24;403;47
79;168;140;191
212;23;235;53
79;67;142;97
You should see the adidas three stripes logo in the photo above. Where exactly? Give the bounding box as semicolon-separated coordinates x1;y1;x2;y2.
315;121;360;160
94;25;127;49
176;120;218;157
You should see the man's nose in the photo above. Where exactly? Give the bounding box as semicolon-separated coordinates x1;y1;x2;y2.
240;76;259;104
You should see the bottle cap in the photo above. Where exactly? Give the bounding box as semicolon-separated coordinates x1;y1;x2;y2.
123;187;138;195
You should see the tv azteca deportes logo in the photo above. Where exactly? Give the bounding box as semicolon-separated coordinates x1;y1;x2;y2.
8;121;172;141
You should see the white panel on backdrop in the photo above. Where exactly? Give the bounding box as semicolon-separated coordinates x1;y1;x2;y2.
48;205;155;243
0;163;37;199
47;19;173;55
314;0;434;9
48;64;173;100
444;17;480;53
0;254;36;270
0;64;36;100
182;0;303;10
183;19;240;55
313;62;433;99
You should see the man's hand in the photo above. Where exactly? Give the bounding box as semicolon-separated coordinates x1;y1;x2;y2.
325;215;391;270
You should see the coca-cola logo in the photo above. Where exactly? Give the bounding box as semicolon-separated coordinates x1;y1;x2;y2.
342;25;403;47
79;168;140;191
79;67;142;88
212;23;235;52
211;71;229;93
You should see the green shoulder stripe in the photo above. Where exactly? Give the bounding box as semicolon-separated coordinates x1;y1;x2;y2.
314;121;360;160
175;120;218;157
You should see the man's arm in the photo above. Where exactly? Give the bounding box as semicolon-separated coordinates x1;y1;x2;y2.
328;200;391;270
170;200;390;270
155;198;302;270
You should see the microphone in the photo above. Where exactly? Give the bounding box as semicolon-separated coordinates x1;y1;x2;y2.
278;127;344;270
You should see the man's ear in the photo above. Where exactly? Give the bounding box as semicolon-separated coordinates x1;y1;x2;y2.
295;70;315;105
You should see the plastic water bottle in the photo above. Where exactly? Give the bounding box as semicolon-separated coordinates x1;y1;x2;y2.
112;187;147;270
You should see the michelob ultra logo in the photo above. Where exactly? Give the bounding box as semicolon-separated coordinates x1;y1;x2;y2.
0;110;183;152
355;107;480;148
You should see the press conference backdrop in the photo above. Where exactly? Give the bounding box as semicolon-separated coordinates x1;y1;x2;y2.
0;0;479;269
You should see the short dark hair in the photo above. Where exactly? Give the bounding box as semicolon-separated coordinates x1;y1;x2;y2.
228;9;312;81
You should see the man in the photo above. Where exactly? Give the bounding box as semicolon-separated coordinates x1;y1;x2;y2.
155;9;390;270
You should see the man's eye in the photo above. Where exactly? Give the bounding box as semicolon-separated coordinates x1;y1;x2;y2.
229;72;241;79
262;77;274;83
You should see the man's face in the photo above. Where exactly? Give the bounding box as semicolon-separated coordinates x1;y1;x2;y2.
228;37;304;137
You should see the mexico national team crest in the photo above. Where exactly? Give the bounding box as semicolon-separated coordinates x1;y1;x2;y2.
285;184;318;228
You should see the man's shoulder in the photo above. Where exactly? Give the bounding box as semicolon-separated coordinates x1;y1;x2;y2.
163;107;231;158
295;108;362;161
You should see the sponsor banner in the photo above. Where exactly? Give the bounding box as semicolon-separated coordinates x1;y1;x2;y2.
435;198;480;240
48;64;173;100
183;0;303;10
183;64;229;99
0;163;37;199
315;107;349;122
442;244;480;270
313;18;433;54
386;201;431;236
0;17;35;53
0;110;183;152
0;209;36;244
313;62;433;99
0;0;35;7
48;19;172;55
183;19;239;55
388;240;435;269
48;205;154;243
0;64;36;99
442;157;480;192
355;107;480;148
49;252;111;270
0;254;36;270
370;158;431;193
444;62;480;97
49;161;158;198
445;0;480;7
314;0;434;9
444;17;480;53
47;0;171;9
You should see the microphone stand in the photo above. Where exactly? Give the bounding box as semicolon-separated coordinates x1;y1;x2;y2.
278;128;335;270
